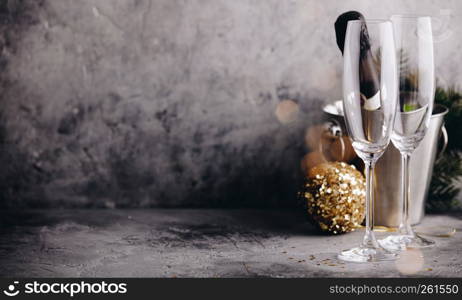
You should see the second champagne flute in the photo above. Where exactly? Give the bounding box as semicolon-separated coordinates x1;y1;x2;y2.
379;15;436;250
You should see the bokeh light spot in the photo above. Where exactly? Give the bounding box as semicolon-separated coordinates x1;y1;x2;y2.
395;248;424;275
275;100;299;124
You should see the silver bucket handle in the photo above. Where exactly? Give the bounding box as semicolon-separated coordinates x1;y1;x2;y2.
435;125;448;162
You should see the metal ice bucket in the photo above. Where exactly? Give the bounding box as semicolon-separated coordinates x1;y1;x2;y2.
323;101;448;227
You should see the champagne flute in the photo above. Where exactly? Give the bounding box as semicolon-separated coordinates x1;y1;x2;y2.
338;19;398;262
379;15;435;250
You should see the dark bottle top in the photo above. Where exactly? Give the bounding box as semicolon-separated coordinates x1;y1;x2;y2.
335;11;381;110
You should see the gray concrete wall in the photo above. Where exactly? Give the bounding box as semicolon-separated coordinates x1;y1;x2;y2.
0;0;460;208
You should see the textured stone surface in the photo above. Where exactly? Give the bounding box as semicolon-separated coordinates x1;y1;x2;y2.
0;209;461;277
0;1;461;207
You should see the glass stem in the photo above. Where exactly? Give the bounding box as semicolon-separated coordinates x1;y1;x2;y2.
399;152;414;236
362;160;378;248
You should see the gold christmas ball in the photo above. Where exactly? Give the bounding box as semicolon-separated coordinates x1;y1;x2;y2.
305;125;325;150
300;151;327;175
328;136;357;162
301;162;366;234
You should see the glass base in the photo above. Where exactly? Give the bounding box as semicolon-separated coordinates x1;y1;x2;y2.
338;245;398;263
379;234;435;251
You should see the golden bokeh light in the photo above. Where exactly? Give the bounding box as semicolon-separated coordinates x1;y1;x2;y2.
395;248;425;275
275;100;299;124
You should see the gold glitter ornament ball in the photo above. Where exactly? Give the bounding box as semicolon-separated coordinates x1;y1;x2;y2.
301;162;366;234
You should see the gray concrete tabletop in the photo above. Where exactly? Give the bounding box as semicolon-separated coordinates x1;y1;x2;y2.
0;209;461;277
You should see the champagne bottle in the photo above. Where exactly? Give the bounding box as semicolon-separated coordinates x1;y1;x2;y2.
335;11;381;111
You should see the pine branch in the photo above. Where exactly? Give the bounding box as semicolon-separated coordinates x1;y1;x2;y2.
427;86;462;212
428;151;462;212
